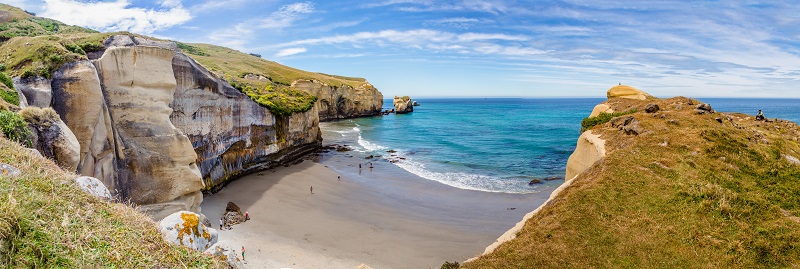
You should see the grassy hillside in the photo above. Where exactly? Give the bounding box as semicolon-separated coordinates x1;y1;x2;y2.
180;43;373;116
0;137;225;267
463;97;800;268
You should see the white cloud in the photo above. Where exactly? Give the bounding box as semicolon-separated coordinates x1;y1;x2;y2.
208;2;314;50
40;0;191;33
0;0;28;10
274;47;307;57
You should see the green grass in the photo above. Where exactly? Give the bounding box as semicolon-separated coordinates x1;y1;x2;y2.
580;109;637;132
463;96;800;268
233;82;318;117
0;137;226;268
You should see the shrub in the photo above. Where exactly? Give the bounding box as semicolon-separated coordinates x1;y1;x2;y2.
79;42;104;53
64;43;86;55
580;109;638;132
0;110;33;147
177;42;208;56
19;106;60;128
0;89;18;106
441;261;460;269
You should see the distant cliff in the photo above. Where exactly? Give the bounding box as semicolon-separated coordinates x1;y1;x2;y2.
466;86;800;268
293;79;383;121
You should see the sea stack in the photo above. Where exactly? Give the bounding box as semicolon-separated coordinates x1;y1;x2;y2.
394;95;414;114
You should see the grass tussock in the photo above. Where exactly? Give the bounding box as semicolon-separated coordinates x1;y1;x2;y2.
19;106;59;127
464;96;800;268
0;137;226;268
580;109;637;132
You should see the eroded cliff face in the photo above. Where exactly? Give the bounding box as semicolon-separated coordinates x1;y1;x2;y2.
13;35;325;219
292;79;383;121
171;53;321;191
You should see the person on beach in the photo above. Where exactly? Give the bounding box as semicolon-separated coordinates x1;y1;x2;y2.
359;163;362;169
245;212;250;221
310;186;313;194
338;175;341;181
241;246;246;261
219;218;223;230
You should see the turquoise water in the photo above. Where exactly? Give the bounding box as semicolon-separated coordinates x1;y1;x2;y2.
321;98;800;194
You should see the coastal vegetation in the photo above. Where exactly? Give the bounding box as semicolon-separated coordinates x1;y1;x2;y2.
0;110;31;146
0;137;225;268
580;109;637;132
464;96;800;268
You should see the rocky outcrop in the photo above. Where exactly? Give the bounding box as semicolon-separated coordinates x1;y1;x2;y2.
204;243;244;268
51;61;117;189
565;130;607;180
589;103;613;117
607;85;651;100
292;79;383;121
171;52;321;191
23;107;80;172
94;45;205;220
159;211;218;251
393;96;413;114
13;76;51;107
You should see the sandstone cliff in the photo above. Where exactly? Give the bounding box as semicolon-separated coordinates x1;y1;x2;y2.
292;79;383;121
11;35;324;219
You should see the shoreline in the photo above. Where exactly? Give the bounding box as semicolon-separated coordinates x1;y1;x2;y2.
201;148;554;268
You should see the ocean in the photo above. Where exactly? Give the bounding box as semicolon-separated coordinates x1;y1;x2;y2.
321;98;800;194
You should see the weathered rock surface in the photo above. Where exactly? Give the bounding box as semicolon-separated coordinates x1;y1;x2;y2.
645;103;660;113
204;243;244;268
589;103;613;118
52;61;117;190
292;79;383;121
223;201;246;226
95;45;204;219
29;118;80;172
695;103;715;114
610;115;644;135
607;85;651;100
159;211;218;251
0;163;20;178
13;76;51;107
74;176;111;200
171;52;321;191
565;130;606;180
393;96;414;114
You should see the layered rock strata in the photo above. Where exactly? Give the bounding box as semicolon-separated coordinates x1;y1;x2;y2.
393;95;414;114
292;79;383;121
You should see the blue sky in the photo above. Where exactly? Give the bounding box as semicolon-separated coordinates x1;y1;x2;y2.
4;0;800;98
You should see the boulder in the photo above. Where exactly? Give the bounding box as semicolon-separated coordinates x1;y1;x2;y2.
695;103;715;114
224;202;246;226
13;76;51;108
23;107;80;172
412;101;420;106
610;115;644;135
204;243;244;268
0;163;21;178
73;176;112;200
393;96;414;114
565;130;606;180
607;85;651;100
645;103;660;113
588;103;613;117
158;211;218;251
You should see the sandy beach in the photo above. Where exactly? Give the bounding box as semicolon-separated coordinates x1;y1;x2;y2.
202;152;553;269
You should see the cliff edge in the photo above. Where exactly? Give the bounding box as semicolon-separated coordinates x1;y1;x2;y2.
465;87;800;268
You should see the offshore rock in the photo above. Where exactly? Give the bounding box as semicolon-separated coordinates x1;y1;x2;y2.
292;79;383;121
393;96;414;114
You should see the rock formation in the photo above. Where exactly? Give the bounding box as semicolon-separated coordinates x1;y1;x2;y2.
589;103;613;117
292;79;383;121
21;107;80;172
565;130;607;180
170;52;321;191
73;176;112;200
158;211;218;251
13;76;51;107
393;96;414;114
607;85;652;100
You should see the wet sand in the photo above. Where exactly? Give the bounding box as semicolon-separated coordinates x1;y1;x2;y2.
201;154;553;268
